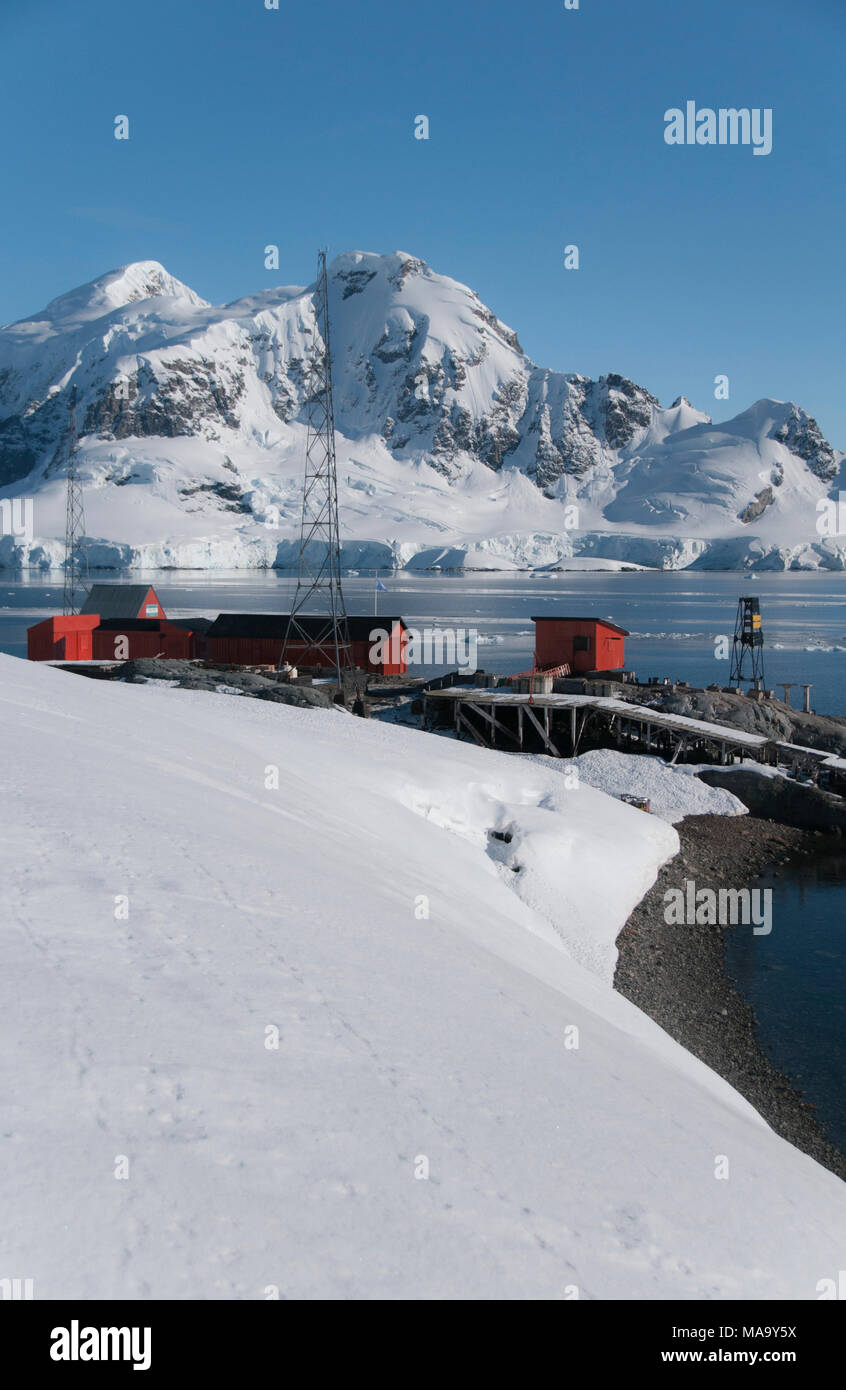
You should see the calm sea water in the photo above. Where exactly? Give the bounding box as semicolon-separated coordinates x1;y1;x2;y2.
725;855;846;1153
4;567;846;1147
3;568;846;710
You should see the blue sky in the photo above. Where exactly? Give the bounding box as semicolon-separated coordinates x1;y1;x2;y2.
2;0;844;442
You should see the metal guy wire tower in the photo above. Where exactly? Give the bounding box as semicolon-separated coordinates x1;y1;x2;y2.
62;386;87;616
280;249;352;680
729;595;765;689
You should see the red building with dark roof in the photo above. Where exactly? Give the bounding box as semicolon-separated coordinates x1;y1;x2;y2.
532;616;628;674
27;585;407;674
27;584;206;662
80;584;166;620
205;614;408;674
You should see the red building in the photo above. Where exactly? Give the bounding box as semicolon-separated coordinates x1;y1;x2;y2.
205;614;409;675
26;614;100;662
532;616;628;674
27;584;211;662
91;619;199;661
27;612;203;663
27;585;405;673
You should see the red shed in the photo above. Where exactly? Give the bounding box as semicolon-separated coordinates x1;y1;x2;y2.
27;614;100;662
532;615;628;674
205;614;409;675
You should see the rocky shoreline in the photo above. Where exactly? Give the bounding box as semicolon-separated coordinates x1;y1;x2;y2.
615;813;846;1182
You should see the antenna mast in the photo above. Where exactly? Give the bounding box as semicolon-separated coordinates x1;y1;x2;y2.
729;596;765;689
281;249;352;680
62;387;87;616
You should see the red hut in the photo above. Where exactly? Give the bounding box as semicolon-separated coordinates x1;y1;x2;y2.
532;616;628;674
26;614;100;662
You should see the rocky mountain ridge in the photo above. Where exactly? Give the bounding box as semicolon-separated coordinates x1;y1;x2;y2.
0;252;842;571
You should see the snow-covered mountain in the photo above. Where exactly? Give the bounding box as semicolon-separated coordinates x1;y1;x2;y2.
1;252;843;571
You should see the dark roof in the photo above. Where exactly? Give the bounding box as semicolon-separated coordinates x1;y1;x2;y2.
81;584;161;619
206;613;406;641
96;618;164;631
96;616;209;634
167;617;213;635
531;615;629;637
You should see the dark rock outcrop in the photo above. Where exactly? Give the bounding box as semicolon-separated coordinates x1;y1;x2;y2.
698;768;846;833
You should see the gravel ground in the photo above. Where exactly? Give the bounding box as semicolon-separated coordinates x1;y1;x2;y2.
615;813;846;1182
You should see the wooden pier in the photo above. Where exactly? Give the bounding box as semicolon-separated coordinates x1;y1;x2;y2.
422;687;818;771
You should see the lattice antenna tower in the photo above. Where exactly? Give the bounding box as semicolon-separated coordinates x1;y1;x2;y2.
280;249;352;679
62;386;87;616
729;595;765;688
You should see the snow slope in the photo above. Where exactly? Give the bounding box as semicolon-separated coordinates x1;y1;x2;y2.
0;253;843;572
1;656;843;1299
544;749;749;824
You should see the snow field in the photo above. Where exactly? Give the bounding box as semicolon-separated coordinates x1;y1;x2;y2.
1;656;844;1299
